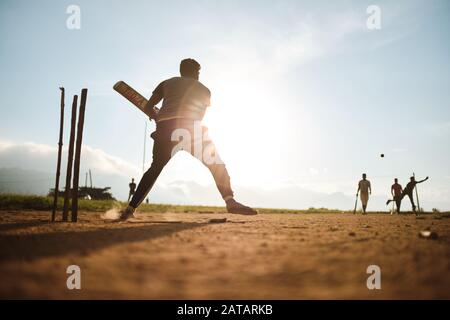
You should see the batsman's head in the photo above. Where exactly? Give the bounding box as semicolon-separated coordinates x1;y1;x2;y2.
362;173;367;179
180;58;201;80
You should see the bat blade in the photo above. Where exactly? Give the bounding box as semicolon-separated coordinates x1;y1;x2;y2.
113;81;151;117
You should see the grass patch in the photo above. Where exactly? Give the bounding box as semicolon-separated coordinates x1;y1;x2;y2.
0;193;115;212
0;193;344;214
1;193;444;215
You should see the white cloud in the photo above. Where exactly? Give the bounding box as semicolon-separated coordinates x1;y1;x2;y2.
203;10;365;78
0;140;140;178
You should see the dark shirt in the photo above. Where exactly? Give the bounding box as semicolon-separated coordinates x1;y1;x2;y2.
404;181;416;194
129;182;136;192
152;77;211;122
391;183;402;197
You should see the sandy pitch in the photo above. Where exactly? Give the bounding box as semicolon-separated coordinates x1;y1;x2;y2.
0;210;449;299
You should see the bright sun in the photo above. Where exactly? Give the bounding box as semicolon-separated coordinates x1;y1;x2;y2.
201;82;285;185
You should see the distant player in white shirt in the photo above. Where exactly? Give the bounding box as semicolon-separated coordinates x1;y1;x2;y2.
357;173;371;214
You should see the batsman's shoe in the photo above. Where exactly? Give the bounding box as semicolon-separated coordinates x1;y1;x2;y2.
118;205;135;221
226;199;258;215
386;200;392;206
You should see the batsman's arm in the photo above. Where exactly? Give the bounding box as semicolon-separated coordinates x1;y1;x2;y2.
144;93;162;120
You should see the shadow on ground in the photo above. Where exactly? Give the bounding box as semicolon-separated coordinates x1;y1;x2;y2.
0;221;206;262
0;220;52;232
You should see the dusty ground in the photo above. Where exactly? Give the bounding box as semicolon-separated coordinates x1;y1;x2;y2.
0;210;449;299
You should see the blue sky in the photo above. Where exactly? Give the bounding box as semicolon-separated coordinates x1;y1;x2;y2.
1;0;449;209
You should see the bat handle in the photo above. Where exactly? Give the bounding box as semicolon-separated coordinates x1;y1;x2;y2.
149;107;160;121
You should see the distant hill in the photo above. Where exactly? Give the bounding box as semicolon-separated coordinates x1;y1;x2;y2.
0;167;54;195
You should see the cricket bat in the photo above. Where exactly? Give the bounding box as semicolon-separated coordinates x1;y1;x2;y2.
113;81;158;119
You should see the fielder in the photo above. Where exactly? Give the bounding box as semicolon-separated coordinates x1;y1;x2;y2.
390;178;403;213
128;178;136;202
357;173;371;214
387;176;428;212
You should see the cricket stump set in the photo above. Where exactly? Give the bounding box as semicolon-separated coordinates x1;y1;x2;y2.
51;87;88;222
51;81;148;222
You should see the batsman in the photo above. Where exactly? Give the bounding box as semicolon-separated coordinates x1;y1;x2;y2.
119;58;257;220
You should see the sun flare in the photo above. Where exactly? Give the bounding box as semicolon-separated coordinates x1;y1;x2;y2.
201;81;285;184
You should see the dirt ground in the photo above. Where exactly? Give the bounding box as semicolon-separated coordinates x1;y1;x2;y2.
0;210;449;299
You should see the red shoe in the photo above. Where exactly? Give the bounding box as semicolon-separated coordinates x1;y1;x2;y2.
226;199;258;215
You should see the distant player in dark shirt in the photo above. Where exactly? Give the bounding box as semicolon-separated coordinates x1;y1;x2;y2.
128;178;136;202
390;178;403;213
387;176;428;212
